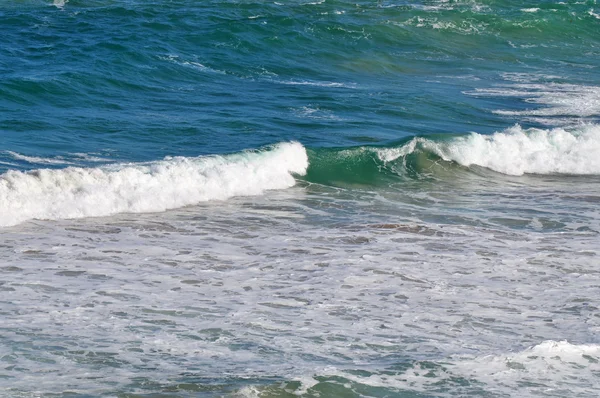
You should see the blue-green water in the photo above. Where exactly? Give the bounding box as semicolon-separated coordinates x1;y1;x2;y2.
1;1;600;397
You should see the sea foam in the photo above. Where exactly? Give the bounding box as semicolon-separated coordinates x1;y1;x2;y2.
466;79;600;123
0;142;308;227
53;0;68;8
340;340;600;395
378;124;600;176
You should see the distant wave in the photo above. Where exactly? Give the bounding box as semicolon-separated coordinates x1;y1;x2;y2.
0;142;307;227
4;151;112;166
273;79;357;89
52;0;68;8
5;151;74;166
466;82;600;121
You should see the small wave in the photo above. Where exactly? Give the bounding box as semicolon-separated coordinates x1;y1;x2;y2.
237;340;600;397
274;79;356;89
293;106;343;121
408;0;488;13
5;151;74;166
499;72;564;83
440;340;600;395
159;55;226;75
3;151;113;169
52;0;68;8
0;160;20;168
379;124;600;176
399;16;490;35
589;9;600;19
0;142;307;227
69;153;113;163
465;75;600;123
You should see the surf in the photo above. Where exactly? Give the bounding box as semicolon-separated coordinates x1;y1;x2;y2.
0;142;307;227
304;124;600;188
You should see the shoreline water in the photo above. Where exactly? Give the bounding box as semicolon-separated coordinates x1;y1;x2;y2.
2;1;600;396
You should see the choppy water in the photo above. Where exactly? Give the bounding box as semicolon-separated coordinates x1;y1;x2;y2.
1;1;600;397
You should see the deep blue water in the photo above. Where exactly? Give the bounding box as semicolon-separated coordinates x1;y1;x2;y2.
3;0;598;169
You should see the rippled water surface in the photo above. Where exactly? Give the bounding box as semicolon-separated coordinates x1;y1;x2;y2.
1;1;600;397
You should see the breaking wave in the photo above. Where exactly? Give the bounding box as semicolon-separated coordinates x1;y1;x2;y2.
235;340;600;397
304;124;600;188
2;125;599;226
0;142;307;227
380;124;600;176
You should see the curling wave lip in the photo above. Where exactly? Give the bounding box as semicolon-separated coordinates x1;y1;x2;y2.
377;124;600;176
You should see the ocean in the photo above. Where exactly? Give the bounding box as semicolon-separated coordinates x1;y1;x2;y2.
1;1;600;397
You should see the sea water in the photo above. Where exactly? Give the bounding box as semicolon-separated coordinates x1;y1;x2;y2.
1;1;600;397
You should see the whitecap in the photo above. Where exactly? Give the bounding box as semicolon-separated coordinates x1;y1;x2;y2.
52;0;68;8
5;151;74;165
377;124;600;176
0;142;308;227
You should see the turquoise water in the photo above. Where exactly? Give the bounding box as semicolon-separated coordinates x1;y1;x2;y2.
1;1;600;397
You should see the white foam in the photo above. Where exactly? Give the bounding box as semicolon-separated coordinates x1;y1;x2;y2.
294;106;343;121
433;341;600;395
275;79;356;89
399;16;488;34
466;80;600;120
454;340;600;383
2;172;599;395
160;55;226;75
70;152;112;163
302;0;325;5
6;151;74;165
589;9;600;19
0;142;308;227
53;0;68;8
378;124;600;176
325;340;600;396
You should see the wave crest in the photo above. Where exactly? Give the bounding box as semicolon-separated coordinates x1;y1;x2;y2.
379;124;600;176
0;142;308;227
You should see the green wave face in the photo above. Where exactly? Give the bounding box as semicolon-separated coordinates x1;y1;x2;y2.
304;139;454;188
304;147;392;187
303;124;600;187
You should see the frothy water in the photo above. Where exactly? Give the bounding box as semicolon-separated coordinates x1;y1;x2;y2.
2;181;599;396
52;0;68;9
2;0;600;396
379;124;600;176
0;142;307;226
